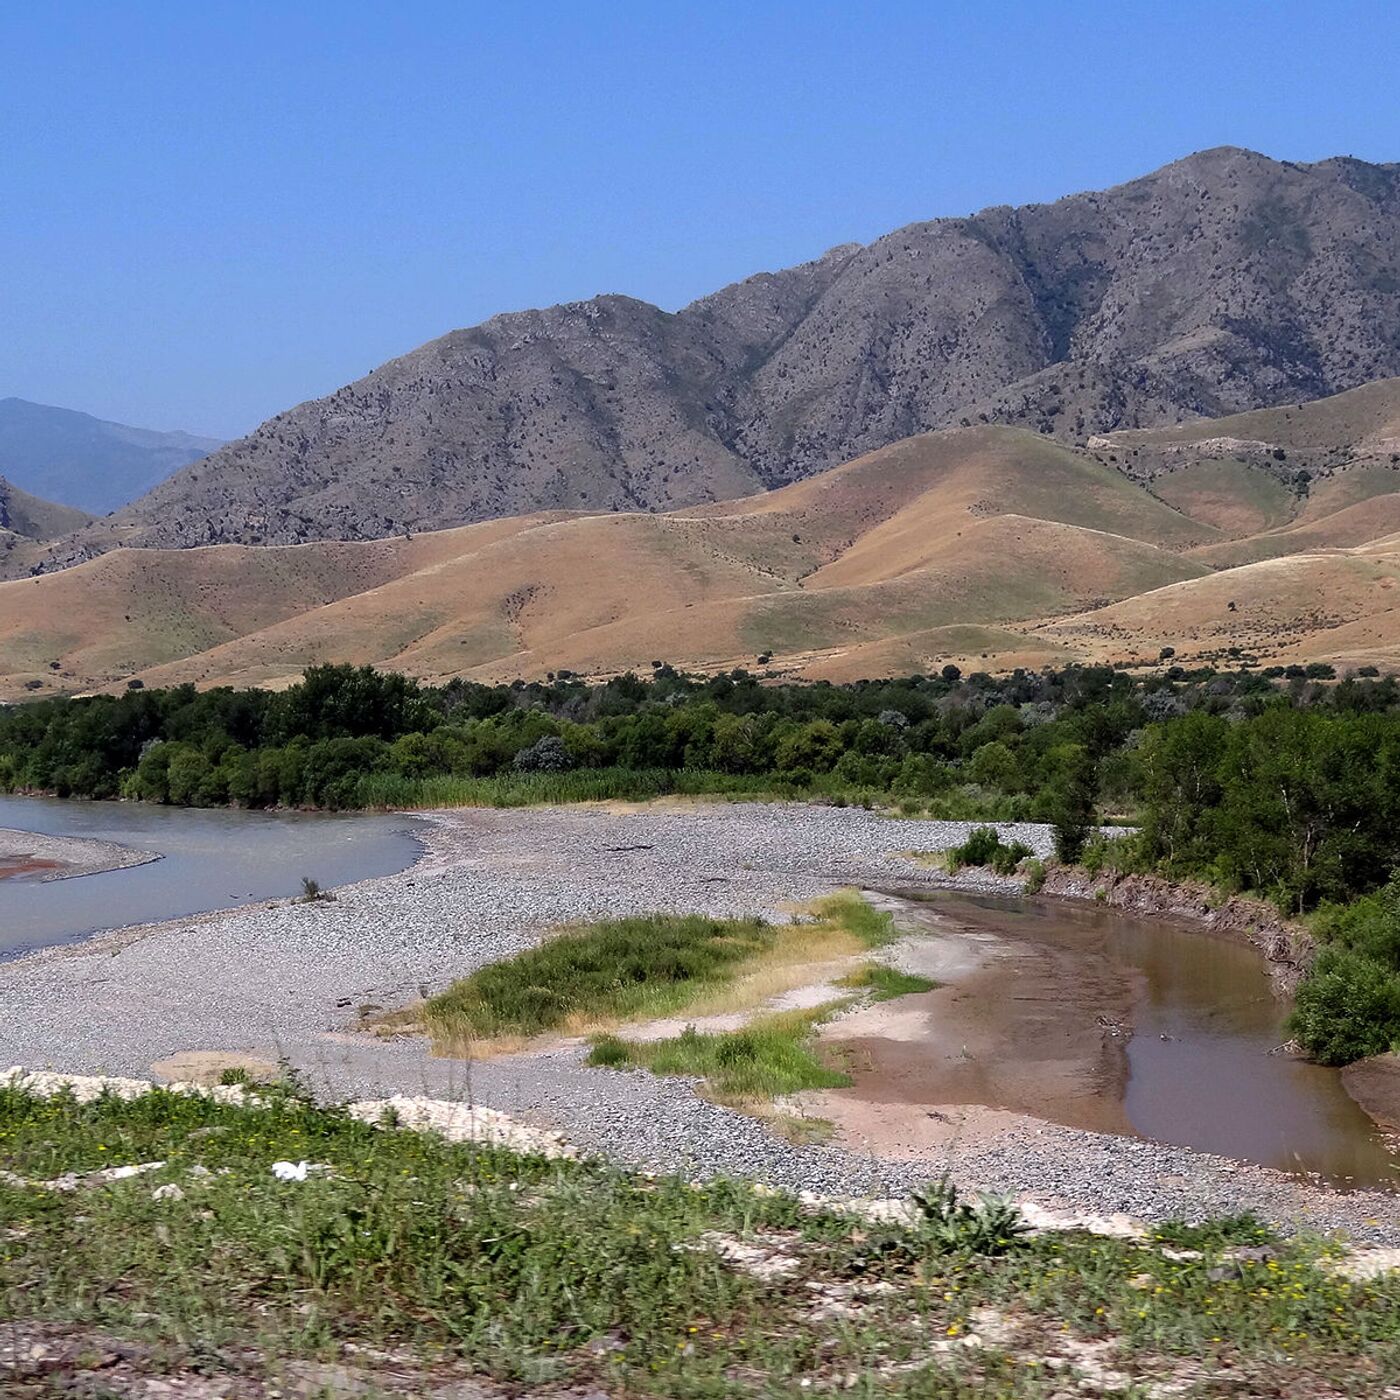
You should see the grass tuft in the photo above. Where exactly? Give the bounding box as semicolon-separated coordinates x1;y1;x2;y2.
587;1007;852;1103
837;963;937;1001
808;889;897;947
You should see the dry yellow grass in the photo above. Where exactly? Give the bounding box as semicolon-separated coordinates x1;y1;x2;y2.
10;408;1400;698
1101;376;1400;454
1151;459;1297;537
1034;547;1400;669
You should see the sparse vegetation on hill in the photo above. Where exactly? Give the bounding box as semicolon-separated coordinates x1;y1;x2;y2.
11;380;1400;693
26;150;1400;571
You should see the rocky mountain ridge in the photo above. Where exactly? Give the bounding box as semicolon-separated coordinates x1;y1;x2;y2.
22;145;1400;572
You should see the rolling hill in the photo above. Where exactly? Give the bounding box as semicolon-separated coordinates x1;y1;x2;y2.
11;377;1400;700
18;146;1400;579
0;426;1215;696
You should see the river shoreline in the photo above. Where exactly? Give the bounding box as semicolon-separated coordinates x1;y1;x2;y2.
0;826;160;882
3;802;1399;1239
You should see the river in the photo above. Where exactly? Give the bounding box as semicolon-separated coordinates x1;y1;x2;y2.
834;890;1400;1187
0;795;421;959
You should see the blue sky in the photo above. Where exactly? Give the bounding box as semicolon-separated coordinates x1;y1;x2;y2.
4;0;1400;439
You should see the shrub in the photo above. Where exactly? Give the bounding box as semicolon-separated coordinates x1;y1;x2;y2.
948;825;1001;869
1289;947;1400;1065
911;1177;1028;1256
513;735;574;773
947;826;1032;874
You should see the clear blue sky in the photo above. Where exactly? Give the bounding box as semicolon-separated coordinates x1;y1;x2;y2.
4;0;1400;440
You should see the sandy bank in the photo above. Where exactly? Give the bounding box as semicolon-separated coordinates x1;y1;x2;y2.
810;895;1136;1143
0;826;160;882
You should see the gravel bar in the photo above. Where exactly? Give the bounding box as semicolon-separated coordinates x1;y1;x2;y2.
0;826;160;881
3;802;1398;1241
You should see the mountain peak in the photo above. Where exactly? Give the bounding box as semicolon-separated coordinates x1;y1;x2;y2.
17;146;1400;567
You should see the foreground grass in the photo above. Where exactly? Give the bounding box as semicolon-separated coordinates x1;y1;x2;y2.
3;1085;1400;1397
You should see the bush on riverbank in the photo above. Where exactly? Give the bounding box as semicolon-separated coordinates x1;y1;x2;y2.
946;825;1034;875
1289;878;1400;1064
4;1081;1399;1397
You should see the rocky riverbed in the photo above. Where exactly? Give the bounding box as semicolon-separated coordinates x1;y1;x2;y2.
3;801;1399;1241
0;826;159;881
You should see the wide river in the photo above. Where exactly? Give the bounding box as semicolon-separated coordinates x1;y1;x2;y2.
0;795;421;959
2;796;1395;1186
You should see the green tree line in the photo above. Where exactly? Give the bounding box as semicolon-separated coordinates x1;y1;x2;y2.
8;660;1400;1064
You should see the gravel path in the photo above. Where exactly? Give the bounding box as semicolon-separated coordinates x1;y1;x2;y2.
4;802;1399;1241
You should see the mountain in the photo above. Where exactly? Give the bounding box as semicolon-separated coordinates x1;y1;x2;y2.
23;144;1400;576
10;379;1400;697
0;425;1210;696
0;398;223;515
0;476;92;547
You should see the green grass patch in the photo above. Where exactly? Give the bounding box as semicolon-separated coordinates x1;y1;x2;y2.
837;963;937;1001
3;1085;1400;1396
587;1007;851;1102
1151;1212;1277;1250
808;889;897;947
423;913;775;1045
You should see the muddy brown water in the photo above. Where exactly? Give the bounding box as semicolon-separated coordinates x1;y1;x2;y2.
852;890;1400;1188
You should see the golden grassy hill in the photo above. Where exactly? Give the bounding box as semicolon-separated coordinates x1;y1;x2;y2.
1032;549;1400;671
1100;376;1400;456
9;411;1400;698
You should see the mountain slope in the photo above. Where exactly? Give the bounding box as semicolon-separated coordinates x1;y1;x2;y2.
0;398;222;514
0;427;1210;696
0;476;92;542
26;145;1400;571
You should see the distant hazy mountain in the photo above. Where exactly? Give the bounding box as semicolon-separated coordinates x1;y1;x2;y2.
25;146;1400;570
0;398;222;514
